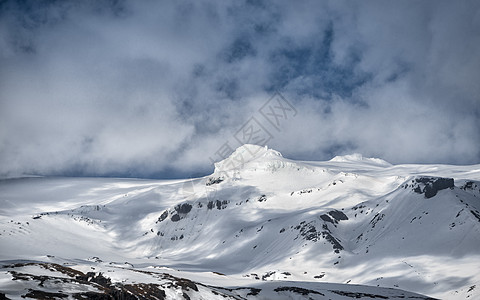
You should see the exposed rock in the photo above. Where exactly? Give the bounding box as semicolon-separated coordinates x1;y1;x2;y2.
321;224;344;253
409;177;454;198
206;177;224;186
246;288;261;296
298;221;319;242
320;210;348;225
471;210;480;222
370;213;385;228
320;214;334;223
329;210;348;221
258;195;267;202
216;200;225;210
207;201;215;210
157;211;168;223
175;203;192;214
274;286;325;296
206;200;228;210
262;271;276;280
329;290;389;299
216;200;228;210
23;289;68;299
323;231;343;253
462;181;474;190
89;272;111;287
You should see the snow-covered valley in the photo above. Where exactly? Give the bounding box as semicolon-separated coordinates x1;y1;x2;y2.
1;144;479;299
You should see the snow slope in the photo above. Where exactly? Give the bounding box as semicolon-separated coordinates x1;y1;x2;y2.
1;144;479;299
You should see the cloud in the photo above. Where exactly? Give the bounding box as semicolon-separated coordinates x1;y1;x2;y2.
0;0;479;178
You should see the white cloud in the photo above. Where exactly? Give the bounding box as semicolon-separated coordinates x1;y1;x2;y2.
0;0;479;178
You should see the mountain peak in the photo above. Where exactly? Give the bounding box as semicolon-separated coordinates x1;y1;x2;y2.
213;144;284;175
330;153;392;167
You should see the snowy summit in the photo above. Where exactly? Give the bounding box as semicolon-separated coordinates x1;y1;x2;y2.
214;144;283;172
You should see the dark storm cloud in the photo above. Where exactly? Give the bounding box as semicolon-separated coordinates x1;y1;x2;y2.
0;0;479;178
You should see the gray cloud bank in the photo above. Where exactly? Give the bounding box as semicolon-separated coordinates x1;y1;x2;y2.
0;0;479;178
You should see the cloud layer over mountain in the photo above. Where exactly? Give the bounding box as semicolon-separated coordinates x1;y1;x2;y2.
1;0;479;178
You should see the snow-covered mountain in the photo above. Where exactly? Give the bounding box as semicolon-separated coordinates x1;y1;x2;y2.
1;144;479;299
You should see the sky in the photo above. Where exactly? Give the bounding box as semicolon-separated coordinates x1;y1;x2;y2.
0;0;479;179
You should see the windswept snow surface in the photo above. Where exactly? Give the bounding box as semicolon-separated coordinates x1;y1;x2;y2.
1;144;480;299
